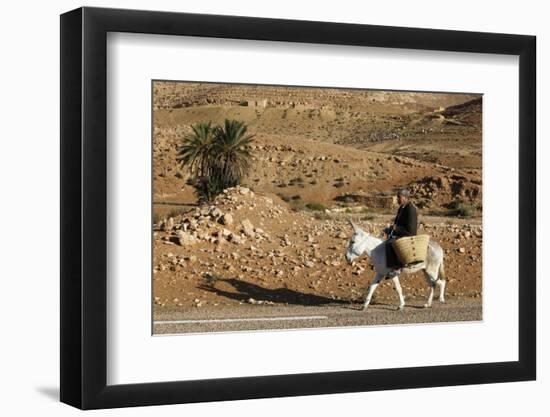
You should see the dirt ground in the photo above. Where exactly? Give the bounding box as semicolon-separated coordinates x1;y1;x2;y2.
152;187;482;319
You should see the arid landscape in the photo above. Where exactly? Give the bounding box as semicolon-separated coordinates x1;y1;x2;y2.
152;81;483;334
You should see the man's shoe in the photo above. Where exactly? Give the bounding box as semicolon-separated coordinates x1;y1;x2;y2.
387;268;401;278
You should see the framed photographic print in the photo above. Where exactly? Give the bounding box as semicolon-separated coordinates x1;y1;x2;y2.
60;6;536;410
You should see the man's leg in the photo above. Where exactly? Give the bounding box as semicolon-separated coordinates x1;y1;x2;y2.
385;238;400;269
386;238;403;277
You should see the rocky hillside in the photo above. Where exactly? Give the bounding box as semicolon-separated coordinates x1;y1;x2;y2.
153;186;482;310
154;127;482;215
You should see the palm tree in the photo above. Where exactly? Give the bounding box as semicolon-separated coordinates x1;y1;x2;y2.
176;119;255;202
176;122;215;178
212;119;255;189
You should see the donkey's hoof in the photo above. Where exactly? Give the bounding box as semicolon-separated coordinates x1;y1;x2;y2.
398;304;405;311
423;303;432;308
362;305;369;311
439;299;446;304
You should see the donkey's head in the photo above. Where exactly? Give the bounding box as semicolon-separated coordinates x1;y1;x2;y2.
345;220;369;264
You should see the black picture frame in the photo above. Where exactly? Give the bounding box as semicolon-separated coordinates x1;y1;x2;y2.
60;6;536;410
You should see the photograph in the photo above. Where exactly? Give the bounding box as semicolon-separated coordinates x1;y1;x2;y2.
151;81;483;334
0;0;542;413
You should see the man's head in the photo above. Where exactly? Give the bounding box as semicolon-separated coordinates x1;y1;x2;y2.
396;188;410;205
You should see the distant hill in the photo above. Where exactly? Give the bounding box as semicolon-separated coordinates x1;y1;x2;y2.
153;81;479;112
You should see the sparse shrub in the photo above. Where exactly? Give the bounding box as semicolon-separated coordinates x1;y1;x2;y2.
314;212;331;220
291;194;301;200
448;201;476;218
415;198;430;209
455;204;474;218
338;195;355;203
153;212;161;225
305;202;327;211
289;200;306;211
277;193;292;203
334;182;345;188
166;207;190;219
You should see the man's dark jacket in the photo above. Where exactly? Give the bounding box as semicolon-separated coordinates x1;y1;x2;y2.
393;201;418;237
386;201;418;268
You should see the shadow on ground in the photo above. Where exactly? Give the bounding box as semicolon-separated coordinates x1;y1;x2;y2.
199;278;353;306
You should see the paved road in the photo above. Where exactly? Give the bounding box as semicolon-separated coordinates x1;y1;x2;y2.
153;299;482;335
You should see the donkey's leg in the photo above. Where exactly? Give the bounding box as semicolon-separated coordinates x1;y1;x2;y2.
437;279;446;303
363;273;383;310
390;276;405;310
437;262;446;303
423;271;435;308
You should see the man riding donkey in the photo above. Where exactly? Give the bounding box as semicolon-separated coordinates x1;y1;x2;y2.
346;187;446;310
384;188;418;276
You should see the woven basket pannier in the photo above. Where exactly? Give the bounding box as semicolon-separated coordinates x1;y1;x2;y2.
392;234;430;265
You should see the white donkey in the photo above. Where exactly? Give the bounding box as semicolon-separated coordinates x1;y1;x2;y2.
345;221;446;310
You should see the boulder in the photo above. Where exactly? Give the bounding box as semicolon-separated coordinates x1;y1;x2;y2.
161;217;174;231
241;219;255;237
185;255;197;263
220;213;234;226
209;207;223;219
188;219;198;231
228;233;243;245
175;230;198;246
